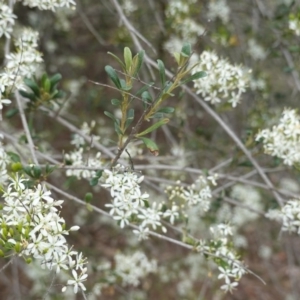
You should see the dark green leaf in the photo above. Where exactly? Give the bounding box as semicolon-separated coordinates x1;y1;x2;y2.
139;137;159;156
49;73;62;89
89;177;99;186
151;112;164;119
181;43;192;57
114;122;123;136
5;108;19;118
19;90;36;101
104;65;121;89
120;79;132;91
157;59;166;86
104;111;116;121
180;71;207;85
111;98;121;106
85;192;93;203
136;118;169;137
125;109;134;129
7;152;21;163
136;82;154;96
141;91;153;103
157;107;175;114
107;52;126;69
24;78;40;96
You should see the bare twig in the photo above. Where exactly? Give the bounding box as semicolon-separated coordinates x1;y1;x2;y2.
15;92;39;165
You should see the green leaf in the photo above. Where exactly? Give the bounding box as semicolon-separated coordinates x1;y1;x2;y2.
180;71;207;85
120;79;132;91
43;78;51;93
127;108;134;119
114;122;123;136
49;73;62;89
173;52;180;65
151;112;164;119
5;108;19;118
181;43;192;57
90;177;99;186
53;90;65;99
157;59;166;86
107;52;126;69
111;98;121;106
104;111;116;121
124;47;133;71
136;82;154;96
136;118;169;137
139;137;159;156
89;170;103;186
7;152;21;163
132;50;144;76
85;192;93;203
157;107;175;114
24;78;40;96
104;65;121;89
19;90;36;101
125;109;134;129
141;91;152;103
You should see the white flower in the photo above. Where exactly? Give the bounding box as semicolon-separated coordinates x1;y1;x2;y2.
207;0;230;24
114;251;157;287
0;97;11;110
67;269;88;293
256;109;300;166
247;39;267;61
289;15;300;36
163;205;179;224
133;226;150;241
193;51;249;107
0;3;16;38
220;281;238;293
0;172;88;293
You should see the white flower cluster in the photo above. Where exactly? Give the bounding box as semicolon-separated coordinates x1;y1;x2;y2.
192;51;250;107
65;149;102;179
197;224;247;293
114;251;157;286
0;3;16;38
102;166;172;239
0;28;43;113
256;109;300;166
65;121;103;180
289;15;300;36
247;38;267;61
166;174;218;214
207;0;230;24
0;175;88;294
280;199;300;234
223;184;262;227
22;0;76;11
166;0;196;17
121;0;137;15
164;0;204;51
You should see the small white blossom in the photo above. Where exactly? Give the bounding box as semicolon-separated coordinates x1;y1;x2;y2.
193;51;250;107
0;3;16;38
114;251;157;287
289;15;300;36
207;0;230;24
256;108;300;166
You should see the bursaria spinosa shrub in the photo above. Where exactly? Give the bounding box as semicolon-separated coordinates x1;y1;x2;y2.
2;0;300;299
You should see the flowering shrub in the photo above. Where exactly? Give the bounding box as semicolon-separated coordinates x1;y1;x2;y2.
1;0;300;299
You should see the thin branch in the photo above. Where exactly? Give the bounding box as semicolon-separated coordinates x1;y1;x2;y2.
15;92;39;165
77;0;107;46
